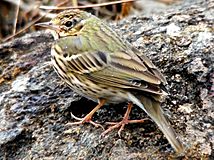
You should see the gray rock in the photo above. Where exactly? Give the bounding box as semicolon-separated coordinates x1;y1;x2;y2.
0;0;213;159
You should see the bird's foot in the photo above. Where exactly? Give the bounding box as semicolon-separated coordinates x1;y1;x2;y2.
102;118;148;137
66;99;106;129
101;102;149;137
66;112;104;129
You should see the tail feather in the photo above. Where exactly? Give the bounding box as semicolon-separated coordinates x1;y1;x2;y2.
128;93;184;153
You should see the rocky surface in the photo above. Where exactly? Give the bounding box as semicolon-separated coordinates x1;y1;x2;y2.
0;0;213;159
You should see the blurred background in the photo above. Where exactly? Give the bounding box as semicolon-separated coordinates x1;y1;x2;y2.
0;0;181;42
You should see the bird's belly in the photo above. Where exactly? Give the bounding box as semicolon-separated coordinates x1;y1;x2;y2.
73;84;127;104
64;76;128;104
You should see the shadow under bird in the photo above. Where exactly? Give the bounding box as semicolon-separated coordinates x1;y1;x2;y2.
36;9;184;153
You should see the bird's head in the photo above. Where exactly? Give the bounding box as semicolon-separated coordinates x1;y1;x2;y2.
36;10;96;39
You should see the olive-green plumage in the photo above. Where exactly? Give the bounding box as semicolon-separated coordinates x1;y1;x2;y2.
38;9;184;153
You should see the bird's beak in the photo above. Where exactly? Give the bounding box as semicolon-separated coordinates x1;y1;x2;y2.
35;22;60;31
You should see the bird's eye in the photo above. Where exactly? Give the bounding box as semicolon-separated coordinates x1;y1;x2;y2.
64;21;73;28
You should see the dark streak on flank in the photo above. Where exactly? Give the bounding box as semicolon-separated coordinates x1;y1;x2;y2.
54;45;62;56
53;56;67;75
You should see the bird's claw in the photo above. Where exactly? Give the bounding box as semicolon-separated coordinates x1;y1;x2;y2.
66;112;104;130
101;118;149;137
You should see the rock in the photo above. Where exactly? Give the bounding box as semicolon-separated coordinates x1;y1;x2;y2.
0;0;213;159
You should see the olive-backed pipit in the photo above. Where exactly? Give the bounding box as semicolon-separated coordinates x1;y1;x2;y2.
37;9;184;153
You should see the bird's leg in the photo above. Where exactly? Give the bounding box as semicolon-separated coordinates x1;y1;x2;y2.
66;99;106;129
101;102;148;137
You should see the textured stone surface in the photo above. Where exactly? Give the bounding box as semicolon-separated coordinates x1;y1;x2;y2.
0;0;213;159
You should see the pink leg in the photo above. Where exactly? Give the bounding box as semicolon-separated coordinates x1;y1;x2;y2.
66;99;106;129
101;102;148;137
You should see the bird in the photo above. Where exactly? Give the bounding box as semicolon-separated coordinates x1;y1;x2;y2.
36;9;184;153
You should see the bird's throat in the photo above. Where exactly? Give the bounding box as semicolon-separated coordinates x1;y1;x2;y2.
49;30;60;40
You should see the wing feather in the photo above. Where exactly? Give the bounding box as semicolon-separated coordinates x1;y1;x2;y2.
53;33;166;96
63;50;163;94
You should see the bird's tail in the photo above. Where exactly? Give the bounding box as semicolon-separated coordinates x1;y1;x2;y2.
128;93;184;153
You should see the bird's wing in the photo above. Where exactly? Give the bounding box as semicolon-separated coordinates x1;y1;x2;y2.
54;36;166;94
86;50;165;95
59;48;165;94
